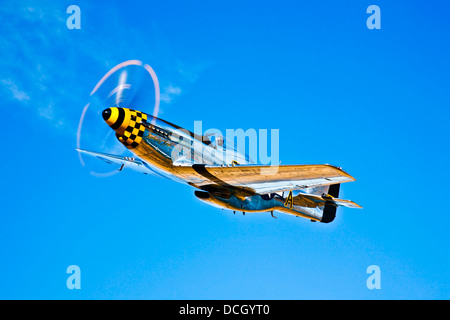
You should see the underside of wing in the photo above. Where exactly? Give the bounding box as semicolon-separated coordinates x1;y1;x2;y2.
76;148;154;175
176;164;356;196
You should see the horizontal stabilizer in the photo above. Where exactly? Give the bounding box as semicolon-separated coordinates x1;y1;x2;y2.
331;198;362;208
293;192;362;209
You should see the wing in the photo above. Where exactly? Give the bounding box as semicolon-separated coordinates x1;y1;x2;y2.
76;149;155;175
176;163;356;195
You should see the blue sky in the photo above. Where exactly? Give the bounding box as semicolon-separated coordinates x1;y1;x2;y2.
1;0;449;299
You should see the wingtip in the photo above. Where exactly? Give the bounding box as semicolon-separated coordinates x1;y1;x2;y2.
324;164;357;182
75;148;88;154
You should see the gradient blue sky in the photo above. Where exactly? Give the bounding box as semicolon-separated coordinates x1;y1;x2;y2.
1;0;449;299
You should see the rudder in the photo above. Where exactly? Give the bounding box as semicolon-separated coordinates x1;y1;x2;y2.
321;184;340;223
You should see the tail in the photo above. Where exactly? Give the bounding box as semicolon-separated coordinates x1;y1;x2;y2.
291;184;361;223
321;184;340;223
298;184;340;223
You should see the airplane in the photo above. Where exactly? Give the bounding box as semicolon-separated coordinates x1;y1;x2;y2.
77;107;361;223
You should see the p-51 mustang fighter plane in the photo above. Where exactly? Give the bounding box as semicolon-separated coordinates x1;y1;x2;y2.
77;107;361;223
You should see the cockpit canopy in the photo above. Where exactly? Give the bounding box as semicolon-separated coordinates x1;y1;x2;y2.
202;132;254;164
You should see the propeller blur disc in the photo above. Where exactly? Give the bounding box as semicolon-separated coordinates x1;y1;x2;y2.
77;60;160;176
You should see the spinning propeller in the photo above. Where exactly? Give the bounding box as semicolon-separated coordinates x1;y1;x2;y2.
76;60;160;177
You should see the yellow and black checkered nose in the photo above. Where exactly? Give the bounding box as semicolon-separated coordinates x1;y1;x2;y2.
102;107;147;149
